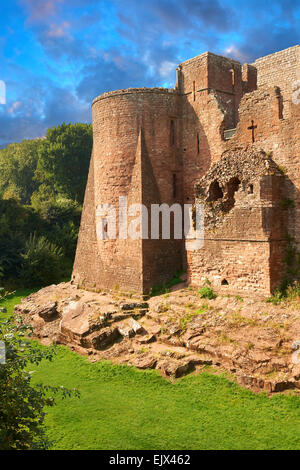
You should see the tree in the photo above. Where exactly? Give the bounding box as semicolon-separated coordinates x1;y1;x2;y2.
0;122;93;288
19;233;64;287
0;302;79;449
34;123;92;204
0;199;44;285
0;139;42;204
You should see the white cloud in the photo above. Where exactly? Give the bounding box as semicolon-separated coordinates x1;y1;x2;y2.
159;60;176;78
224;45;249;63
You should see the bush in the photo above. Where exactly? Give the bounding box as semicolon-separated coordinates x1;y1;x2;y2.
149;270;185;297
266;281;300;304
0;301;79;449
19;234;64;287
0;123;92;288
198;286;217;300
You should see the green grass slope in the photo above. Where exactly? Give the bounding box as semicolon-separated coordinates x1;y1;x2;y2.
1;291;300;450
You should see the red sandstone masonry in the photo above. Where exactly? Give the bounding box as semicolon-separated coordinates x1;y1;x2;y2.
73;45;300;295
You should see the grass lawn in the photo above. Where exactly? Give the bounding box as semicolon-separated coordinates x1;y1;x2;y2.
1;291;300;450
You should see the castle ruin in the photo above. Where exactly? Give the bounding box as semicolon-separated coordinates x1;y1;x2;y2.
72;45;300;295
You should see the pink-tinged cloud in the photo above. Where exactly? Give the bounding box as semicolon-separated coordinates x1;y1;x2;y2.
47;21;70;38
21;0;64;23
8;101;22;114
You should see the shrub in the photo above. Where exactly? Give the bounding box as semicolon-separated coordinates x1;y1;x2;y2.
286;281;300;300
265;289;285;305
0;306;79;449
149;270;185;297
265;281;300;304
19;234;63;287
198;286;217;300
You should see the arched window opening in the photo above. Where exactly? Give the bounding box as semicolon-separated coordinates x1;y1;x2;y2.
224;177;240;211
208;180;223;202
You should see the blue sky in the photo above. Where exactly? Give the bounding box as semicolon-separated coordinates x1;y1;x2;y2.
0;0;299;146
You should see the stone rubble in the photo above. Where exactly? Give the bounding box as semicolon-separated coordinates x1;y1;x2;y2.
13;281;300;394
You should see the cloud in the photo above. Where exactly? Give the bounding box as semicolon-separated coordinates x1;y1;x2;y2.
0;75;90;146
1;0;299;147
224;45;250;63
232;21;300;63
116;0;236;36
7;101;22;115
47;21;70;38
159;60;177;78
77;50;155;103
21;0;64;23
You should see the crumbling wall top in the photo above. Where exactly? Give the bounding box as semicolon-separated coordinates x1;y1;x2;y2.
92;87;178;105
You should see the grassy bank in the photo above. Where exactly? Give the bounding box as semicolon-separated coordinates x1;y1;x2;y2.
1;291;300;450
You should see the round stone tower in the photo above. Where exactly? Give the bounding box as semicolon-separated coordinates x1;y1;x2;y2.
72;88;183;294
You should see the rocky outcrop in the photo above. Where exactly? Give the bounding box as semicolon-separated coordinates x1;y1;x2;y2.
13;282;300;394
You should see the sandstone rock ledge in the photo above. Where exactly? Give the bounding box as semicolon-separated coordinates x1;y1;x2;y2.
14;282;300;394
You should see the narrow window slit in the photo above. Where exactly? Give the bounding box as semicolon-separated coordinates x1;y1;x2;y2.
170;119;175;146
173;174;177;198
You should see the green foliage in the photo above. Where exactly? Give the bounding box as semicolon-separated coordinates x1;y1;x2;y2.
198;286;217;300
266;234;300;303
266;281;300;304
0;291;79;449
29;338;300;450
180;305;208;331
0;139;42;204
0;123;92;288
149;270;185;297
34;123;92;204
1;291;300;450
265;289;285;305
31;196;81;261
277;165;287;175
281;198;295;210
19;234;64;287
0;199;43;284
286;281;300;299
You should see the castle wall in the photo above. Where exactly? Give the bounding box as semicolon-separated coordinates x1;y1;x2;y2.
178;52;253;204
227;82;300;252
252;45;300;118
73;88;183;294
72;151;101;288
73;45;300;296
187;149;287;294
188;241;272;293
186;48;300;293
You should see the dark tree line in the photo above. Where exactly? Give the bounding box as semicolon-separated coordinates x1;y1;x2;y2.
0;122;92;288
